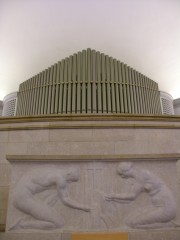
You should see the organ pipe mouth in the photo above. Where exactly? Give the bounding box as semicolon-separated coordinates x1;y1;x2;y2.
16;49;162;116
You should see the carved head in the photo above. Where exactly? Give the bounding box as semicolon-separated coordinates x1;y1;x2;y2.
66;168;80;182
117;162;134;178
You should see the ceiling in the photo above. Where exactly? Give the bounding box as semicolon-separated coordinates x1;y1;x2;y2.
0;0;180;100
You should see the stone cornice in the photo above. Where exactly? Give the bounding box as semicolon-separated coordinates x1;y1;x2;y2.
6;153;180;162
0;113;180;123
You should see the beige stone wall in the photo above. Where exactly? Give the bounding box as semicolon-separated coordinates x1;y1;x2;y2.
0;114;180;231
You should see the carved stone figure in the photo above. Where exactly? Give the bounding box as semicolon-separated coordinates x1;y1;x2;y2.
105;162;176;229
10;167;91;230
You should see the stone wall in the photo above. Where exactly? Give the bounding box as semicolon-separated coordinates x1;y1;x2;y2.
0;114;180;239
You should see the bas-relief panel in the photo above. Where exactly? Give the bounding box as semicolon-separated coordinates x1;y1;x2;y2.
6;160;180;232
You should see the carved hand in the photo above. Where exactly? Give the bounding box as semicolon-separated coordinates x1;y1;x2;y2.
104;194;117;201
81;206;92;212
104;195;131;203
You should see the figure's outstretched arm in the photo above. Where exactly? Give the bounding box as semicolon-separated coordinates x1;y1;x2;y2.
105;184;143;203
59;188;91;212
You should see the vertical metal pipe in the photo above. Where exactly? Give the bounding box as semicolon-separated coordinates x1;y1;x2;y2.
117;61;124;113
47;66;53;114
131;68;138;114
137;72;143;114
124;64;131;113
25;79;31;115
51;64;56;114
87;48;91;113
20;82;24;115
155;83;161;114
128;67;135;114
150;81;155;114
101;53;107;113
59;60;64;113
21;83;25;115
121;63;128;113
40;71;46;115
106;55;111;113
71;54;76;113
63;58;68;113
67;56;72;113
32;76;37;115
34;74;39;115
150;79;156;114
37;72;43;115
27;80;31;115
16;89;20;115
133;70;141;114
33;74;39;115
28;78;32;115
24;78;31;115
92;50;97;113
77;52;81;113
16;92;19;115
154;84;158;114
16;93;20;115
139;74;146;114
20;83;25;115
55;62;60;113
97;51;102;113
44;68;50;114
82;50;86;113
146;77;151;114
110;57;116;113
114;60;120;113
148;79;153;114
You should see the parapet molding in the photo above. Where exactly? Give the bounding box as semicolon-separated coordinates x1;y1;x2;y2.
0;114;180;131
0;113;180;123
6;153;180;162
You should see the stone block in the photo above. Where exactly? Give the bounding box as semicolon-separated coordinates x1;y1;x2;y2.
7;143;28;155
0;131;8;143
129;229;180;240
8;130;49;143
70;142;115;155
0;187;9;209
62;232;71;240
0;164;11;186
0;143;8;163
49;129;93;142
27;142;71;155
0;233;62;240
92;129;135;142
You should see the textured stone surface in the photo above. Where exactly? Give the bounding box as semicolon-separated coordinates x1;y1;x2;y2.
49;129;93;142
7;143;28;155
0;117;180;239
70;141;115;155
27;142;71;155
61;232;71;240
0;233;62;240
8;130;49;143
6;160;180;232
0;131;8;143
129;229;180;240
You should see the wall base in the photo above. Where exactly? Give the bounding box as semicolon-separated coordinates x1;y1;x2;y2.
1;230;180;240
